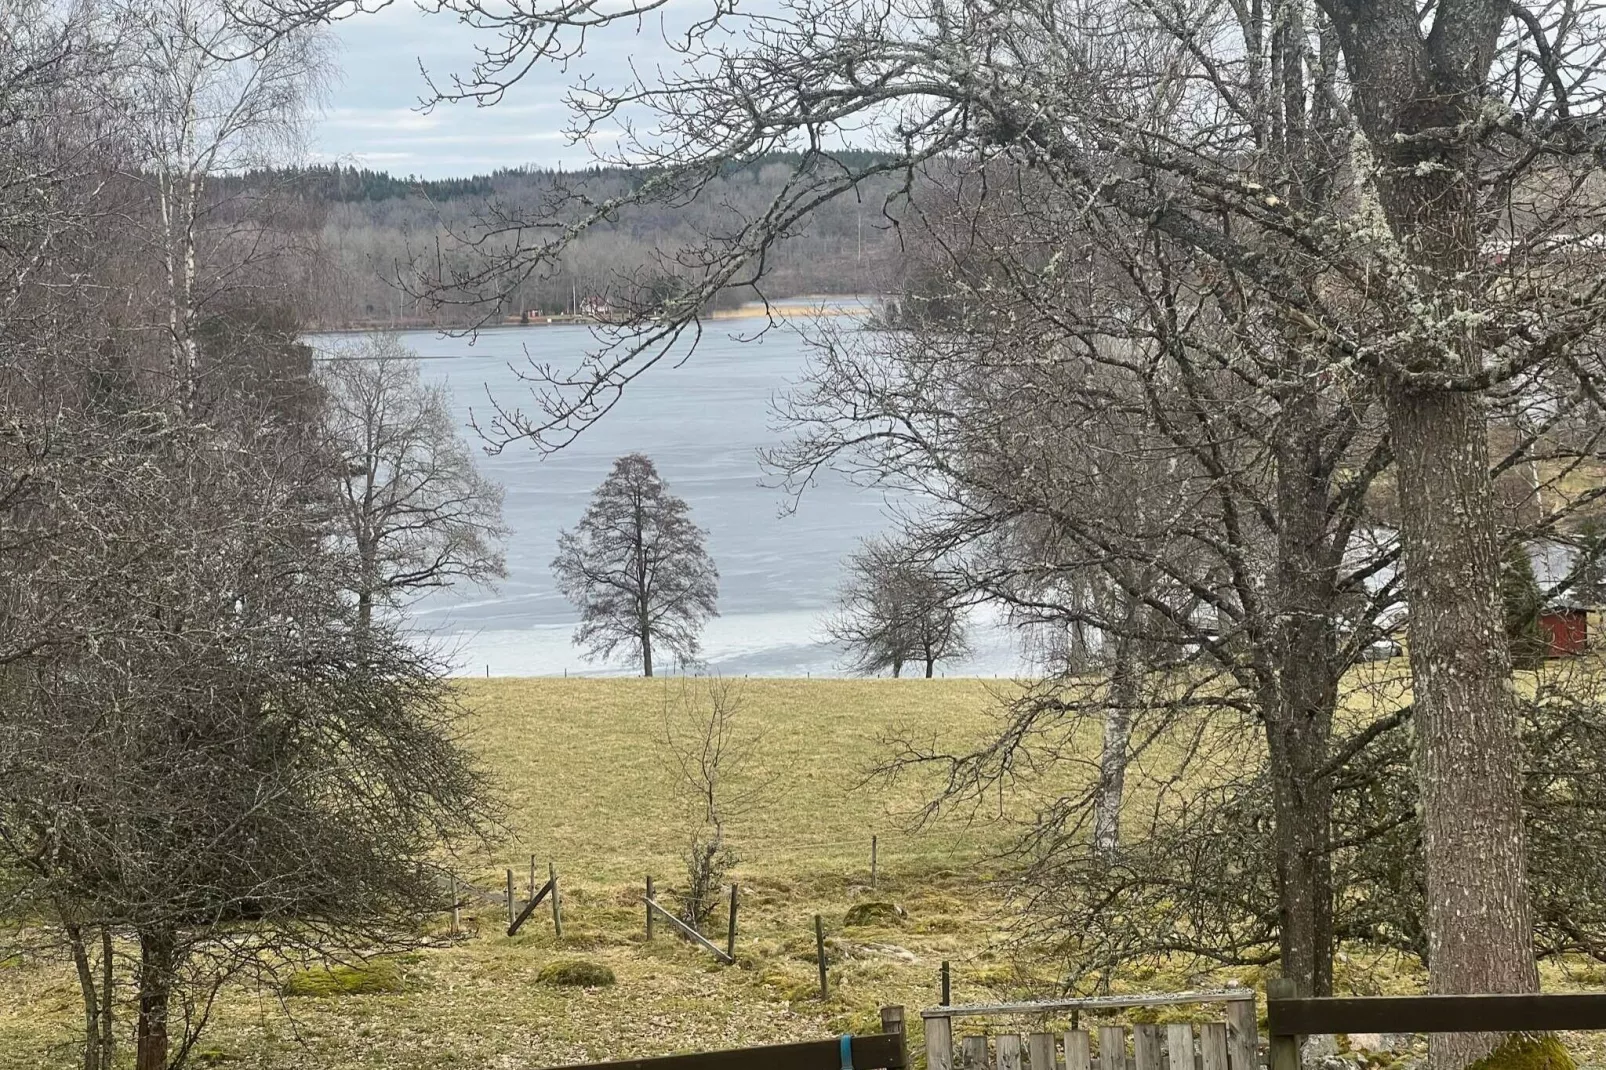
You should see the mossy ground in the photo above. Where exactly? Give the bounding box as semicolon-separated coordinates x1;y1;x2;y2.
1;678;1602;1068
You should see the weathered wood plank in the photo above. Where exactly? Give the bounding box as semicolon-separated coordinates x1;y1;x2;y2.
1098;1026;1129;1070
1266;993;1606;1037
542;1033;907;1070
1134;1024;1163;1070
962;1035;990;1070
1226;994;1260;1070
506;877;555;936
1166;1025;1193;1070
1199;1023;1229;1070
1028;1032;1057;1070
925;1016;954;1070
1064;1030;1092;1070
644;897;733;964
996;1034;1024;1070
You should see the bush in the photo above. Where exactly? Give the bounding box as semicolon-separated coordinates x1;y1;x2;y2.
281;960;405;998
538;958;616;987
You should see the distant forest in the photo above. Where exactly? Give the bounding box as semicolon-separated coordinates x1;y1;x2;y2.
240;156;907;328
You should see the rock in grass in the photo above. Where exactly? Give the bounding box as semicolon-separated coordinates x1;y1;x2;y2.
281;960;404;998
843;901;905;927
1465;1035;1575;1070
538;958;616;987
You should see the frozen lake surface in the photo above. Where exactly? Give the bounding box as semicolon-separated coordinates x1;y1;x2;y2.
316;315;1027;677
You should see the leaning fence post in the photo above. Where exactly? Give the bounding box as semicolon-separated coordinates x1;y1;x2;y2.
645;875;654;939
506;868;515;927
814;914;829;999
1266;979;1298;1070
549;861;563;938
881;1005;907;1068
726;884;739;960
924;1012;954;1070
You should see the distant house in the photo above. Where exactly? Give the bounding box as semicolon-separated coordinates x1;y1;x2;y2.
1526;538;1602;658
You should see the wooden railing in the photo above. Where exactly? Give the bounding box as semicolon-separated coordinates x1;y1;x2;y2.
1265;980;1606;1070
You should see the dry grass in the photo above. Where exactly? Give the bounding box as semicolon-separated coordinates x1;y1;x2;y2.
4;675;1603;1069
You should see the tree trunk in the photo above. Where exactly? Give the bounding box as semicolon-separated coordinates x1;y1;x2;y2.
642;630;653;677
1093;634;1138;859
1316;11;1540;1059
1387;383;1538;1067
1261;389;1339;999
136;927;175;1070
65;923;100;1070
100;928;114;1070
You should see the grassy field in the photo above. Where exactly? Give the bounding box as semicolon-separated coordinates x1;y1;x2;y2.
0;678;1052;1069
5;675;1601;1069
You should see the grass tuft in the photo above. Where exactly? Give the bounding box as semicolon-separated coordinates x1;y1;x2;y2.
537;958;617;987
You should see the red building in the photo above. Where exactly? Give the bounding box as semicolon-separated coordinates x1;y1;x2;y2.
1538;605;1590;658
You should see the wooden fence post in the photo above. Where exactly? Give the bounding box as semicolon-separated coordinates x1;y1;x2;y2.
1099;1026;1130;1070
880;1005;907;1068
1266;979;1298;1070
449;873;460;936
1065;1030;1092;1070
1167;1025;1195;1070
941;959;952;1005
506;868;515;927
1028;1033;1055;1070
1134;1024;1163;1070
726;884;739;960
996;1033;1023;1070
1200;1024;1229;1070
549;861;563;938
1227;993;1260;1070
646;875;654;939
871;834;878;889
961;1036;989;1070
814;914;829;999
924;1014;954;1070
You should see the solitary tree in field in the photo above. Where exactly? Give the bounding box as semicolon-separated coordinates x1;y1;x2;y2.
826;537;968;678
552;453;718;676
320;334;509;628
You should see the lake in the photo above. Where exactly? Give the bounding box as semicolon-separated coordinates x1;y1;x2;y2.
316;312;1025;677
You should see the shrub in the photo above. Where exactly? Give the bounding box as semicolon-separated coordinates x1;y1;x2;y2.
538;958;616;987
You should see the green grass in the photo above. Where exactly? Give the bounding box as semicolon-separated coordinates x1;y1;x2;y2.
0;678;1033;1069
4;676;1601;1069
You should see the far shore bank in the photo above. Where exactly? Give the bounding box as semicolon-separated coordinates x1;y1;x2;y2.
308;295;882;336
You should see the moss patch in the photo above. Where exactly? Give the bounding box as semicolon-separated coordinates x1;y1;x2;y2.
843;902;904;927
281;960;405;998
1466;1034;1575;1070
537;958;617;987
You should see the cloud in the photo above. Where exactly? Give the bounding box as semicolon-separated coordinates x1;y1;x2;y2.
310;2;697;177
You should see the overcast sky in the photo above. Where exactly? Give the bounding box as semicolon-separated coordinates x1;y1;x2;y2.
310;4;685;178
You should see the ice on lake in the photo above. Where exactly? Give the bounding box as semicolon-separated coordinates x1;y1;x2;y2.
314;312;1029;678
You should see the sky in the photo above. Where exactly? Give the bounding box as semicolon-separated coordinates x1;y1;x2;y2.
311;3;694;178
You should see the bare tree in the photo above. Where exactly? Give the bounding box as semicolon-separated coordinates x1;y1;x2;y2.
552;453;718;676
319;333;508;628
115;0;330;415
252;0;1606;1058
658;676;770;932
826;535;969;678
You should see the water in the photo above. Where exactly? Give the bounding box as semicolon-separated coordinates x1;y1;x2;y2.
316;313;1025;677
